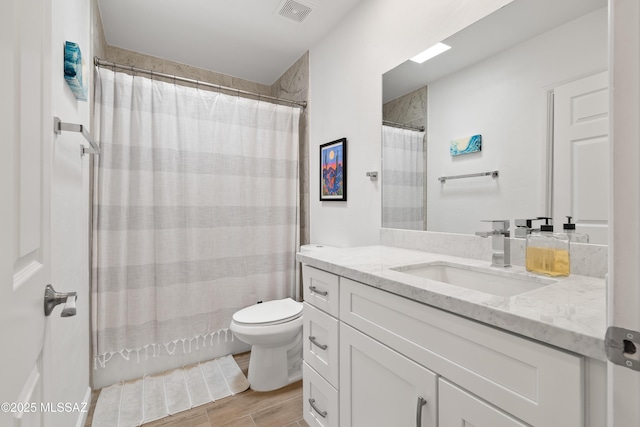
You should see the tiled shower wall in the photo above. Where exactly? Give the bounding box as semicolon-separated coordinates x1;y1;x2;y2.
90;2;310;245
382;85;428;131
272;52;310;246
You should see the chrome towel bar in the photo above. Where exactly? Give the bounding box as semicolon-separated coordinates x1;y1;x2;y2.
53;116;100;156
438;170;498;183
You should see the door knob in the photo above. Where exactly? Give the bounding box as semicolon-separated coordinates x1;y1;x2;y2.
44;284;77;317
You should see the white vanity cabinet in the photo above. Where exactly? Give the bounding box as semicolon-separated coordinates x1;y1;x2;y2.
302;264;590;427
302;265;340;427
339;277;584;427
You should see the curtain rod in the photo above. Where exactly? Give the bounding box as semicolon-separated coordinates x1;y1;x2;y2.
94;57;307;109
383;120;425;132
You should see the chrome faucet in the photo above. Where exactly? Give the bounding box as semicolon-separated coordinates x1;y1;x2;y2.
476;220;511;267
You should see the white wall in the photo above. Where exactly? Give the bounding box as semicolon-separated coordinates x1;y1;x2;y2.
46;0;92;424
309;0;513;247
427;8;607;235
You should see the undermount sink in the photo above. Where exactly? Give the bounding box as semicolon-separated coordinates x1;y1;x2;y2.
391;261;556;297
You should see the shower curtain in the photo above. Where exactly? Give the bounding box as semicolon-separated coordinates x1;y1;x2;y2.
382;125;426;230
92;68;300;367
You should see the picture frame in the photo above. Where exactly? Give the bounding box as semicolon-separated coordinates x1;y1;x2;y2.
320;138;347;201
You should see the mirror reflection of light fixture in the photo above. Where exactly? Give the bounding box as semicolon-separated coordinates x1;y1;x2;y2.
409;42;452;64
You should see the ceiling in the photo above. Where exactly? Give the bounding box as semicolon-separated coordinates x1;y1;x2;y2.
97;0;363;85
383;0;607;103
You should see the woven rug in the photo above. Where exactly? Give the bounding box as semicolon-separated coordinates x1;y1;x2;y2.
91;355;250;426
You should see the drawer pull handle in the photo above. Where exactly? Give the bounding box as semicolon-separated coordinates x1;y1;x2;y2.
416;396;427;426
309;285;328;296
309;336;328;350
309;398;328;418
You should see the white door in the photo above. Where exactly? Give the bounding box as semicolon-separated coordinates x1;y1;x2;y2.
0;0;52;425
339;323;437;427
608;0;640;426
553;71;609;245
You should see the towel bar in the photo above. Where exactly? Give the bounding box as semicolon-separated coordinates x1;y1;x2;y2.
438;170;498;183
53;116;100;156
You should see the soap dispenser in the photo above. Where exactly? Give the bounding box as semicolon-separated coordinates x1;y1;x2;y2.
563;216;589;243
525;217;570;277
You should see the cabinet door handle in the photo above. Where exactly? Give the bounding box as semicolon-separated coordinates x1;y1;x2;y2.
309;335;328;350
309;398;328;418
416;396;427;426
309;285;328;296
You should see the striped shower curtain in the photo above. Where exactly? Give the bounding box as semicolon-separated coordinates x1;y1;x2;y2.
92;68;300;367
382;125;426;230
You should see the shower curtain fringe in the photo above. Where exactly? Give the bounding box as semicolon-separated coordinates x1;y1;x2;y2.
93;329;232;369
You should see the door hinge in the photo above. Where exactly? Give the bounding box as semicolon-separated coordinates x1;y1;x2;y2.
605;326;640;371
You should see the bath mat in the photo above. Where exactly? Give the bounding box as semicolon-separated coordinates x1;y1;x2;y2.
91;354;250;427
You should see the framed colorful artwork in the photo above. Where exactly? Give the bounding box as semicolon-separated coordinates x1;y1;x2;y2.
320;138;347;201
450;134;482;156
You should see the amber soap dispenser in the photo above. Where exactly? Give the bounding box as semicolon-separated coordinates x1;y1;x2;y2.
525;217;570;277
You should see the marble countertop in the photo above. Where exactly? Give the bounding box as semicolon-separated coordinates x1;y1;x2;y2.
296;245;607;361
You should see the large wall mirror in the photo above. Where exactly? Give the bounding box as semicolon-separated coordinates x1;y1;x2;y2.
382;0;608;245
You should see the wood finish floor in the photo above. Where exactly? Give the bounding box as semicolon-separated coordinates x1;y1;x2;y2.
85;353;309;427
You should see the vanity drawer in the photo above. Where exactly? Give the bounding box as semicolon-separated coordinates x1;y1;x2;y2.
303;361;339;427
303;265;340;317
340;277;583;427
303;302;339;388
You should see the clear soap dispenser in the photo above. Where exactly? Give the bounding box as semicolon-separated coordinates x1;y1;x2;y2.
525;217;570;277
563;216;589;243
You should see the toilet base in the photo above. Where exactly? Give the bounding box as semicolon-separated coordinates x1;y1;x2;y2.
247;330;303;392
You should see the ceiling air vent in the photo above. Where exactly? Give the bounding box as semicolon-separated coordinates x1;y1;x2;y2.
277;0;313;24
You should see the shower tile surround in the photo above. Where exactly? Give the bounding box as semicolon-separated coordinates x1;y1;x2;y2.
103;46;272;94
272;52;311;245
382;85;428;131
297;238;607;361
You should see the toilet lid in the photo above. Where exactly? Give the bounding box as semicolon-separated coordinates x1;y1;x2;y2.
232;298;303;325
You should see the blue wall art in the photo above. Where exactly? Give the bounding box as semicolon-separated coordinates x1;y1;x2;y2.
320;138;347;201
64;41;87;101
450;134;482;156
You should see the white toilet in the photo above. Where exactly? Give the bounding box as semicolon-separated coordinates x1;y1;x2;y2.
230;298;303;392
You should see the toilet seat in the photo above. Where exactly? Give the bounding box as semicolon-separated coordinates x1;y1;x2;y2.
232;298;302;326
